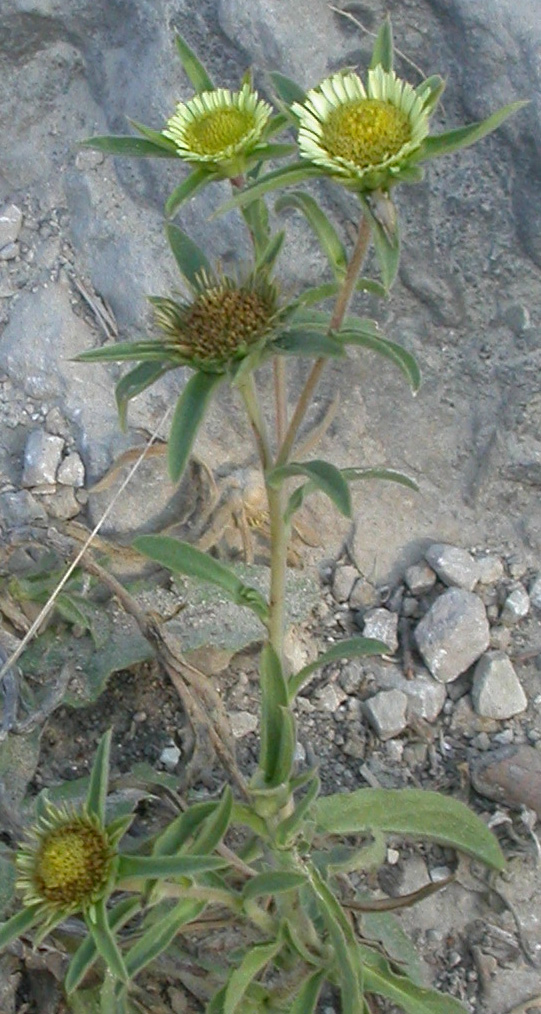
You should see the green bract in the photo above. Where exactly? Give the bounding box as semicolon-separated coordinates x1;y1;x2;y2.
292;67;430;192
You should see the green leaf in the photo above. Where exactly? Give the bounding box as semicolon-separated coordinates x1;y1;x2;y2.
65;897;140;994
175;33;215;92
361;947;468;1014
89;897;129;983
339;328;421;393
258;643;289;786
416;75;446;114
166;223;212;290
165;167;212;218
78;135;179;158
370;17;394;72
115;361;171;431
224;938;283;1014
289;637;387;699
191;785;233;855
242;871;307;902
417;101;528;160
275;192;348;282
314;788;505;870
75;340;176;364
134;535;269;622
125;898;204;980
290;971;325;1014
0;903;42;950
360;910;423;986
167;370;222;483
85;729;111;822
341;466;418;492
296;278;386;306
275;773;321;846
307;867;362;1014
253;141;297;161
241;196;270;257
266;459;352;518
255;229;285;276
117;853;227;881
127;119;179;152
273;706;296;786
268;71;307;109
216;163;321;217
275;330;346;358
360;196;400;290
153;802;216;857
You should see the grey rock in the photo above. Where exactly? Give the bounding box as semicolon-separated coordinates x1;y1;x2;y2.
529;573;541;610
404;561;437;595
362;608;398;654
57;452;85;487
501;302;530;335
331;564;358;604
470;745;541;818
371;664;446;723
22;430;65;487
425;543;479;591
40;486;82;520
476;555;505;585
363;689;408;741
338;661;363;695
159;743;181;771
415;588;490;683
0;243;18;261
0;204;23;248
472;651;527;719
229;711;257;739
349;578;380;611
315;683;347;714
501;585;530;625
0;489;47;527
489;626;512;652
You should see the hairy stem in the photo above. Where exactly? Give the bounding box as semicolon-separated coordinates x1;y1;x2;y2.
274;356;288;448
238;373;273;472
276;213;372;466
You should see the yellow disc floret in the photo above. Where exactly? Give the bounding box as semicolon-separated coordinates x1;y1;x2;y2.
322;99;411;169
183;107;258;156
36;820;111;907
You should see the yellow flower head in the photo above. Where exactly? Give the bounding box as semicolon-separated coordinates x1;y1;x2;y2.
163;84;272;176
292;67;430;191
16;805;117;920
152;272;279;372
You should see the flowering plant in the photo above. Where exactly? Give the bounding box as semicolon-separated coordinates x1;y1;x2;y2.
0;18;524;1014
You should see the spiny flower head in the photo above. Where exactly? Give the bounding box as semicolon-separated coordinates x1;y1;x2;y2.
16;804;117;922
292;66;430;192
163;83;273;176
151;271;280;372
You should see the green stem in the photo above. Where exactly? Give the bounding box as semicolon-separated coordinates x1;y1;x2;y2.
276;212;372;467
238;373;273;472
266;480;288;659
274;356;288;448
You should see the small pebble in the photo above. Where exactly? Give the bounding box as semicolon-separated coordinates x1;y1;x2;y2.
501;585;530;625
160;743;181;771
404;561;437;595
331;564;358;603
363;689;408;740
425;543;479;591
229;711;258;739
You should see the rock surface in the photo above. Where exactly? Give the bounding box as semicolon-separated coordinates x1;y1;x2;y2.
363;689;408;741
471;651;527;719
414;588;490;683
424;543;479;592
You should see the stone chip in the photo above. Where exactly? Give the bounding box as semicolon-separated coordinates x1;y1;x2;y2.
414;587;490;683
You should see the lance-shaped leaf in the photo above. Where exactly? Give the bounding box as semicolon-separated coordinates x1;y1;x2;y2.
224;938;284;1014
165;167;214;218
66;897;141;994
85;729;111;822
289;637;388;699
117;853;227;881
338;327;421;393
417;100;528;161
290;971;325;1014
175;33;215;92
166;223;211;291
258;643;290;786
216;163;321;217
275;192;348;281
360;911;423;987
364;198;400;290
275;773;321;846
133;535;269;623
78;135;179;158
153;801;216;858
360;946;468;1014
296;277;387;306
242;871;307;902
275;330;346;359
255;229;285;276
268;71;307;111
89;897;129;983
167;370;222;483
314;788;505;870
341;467;418;492
127;119;179;152
115;361;171;431
267;460;351;518
124;898;204;980
241;194;270;258
191;786;233;855
370;16;394;72
416;75;446;114
307;866;362;1014
75;340;178;364
0;904;42;951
